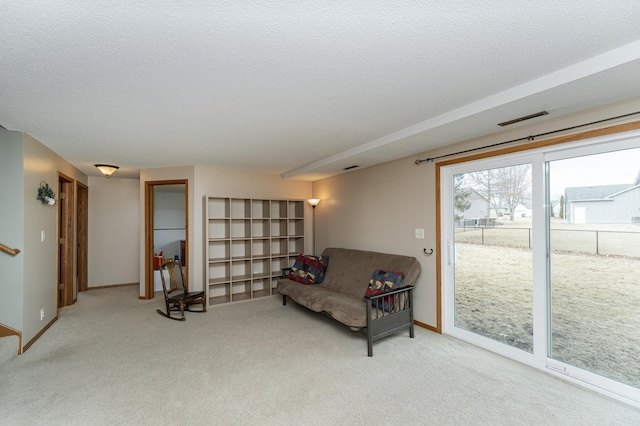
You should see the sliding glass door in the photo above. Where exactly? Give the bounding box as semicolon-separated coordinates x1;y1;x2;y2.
441;131;640;404
452;163;534;353
547;147;640;390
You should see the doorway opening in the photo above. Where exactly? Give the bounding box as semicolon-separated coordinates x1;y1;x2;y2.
143;180;188;299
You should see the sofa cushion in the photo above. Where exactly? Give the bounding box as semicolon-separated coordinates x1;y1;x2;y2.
288;254;310;283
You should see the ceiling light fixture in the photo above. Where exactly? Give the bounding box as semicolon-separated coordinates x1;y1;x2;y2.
497;111;549;127
95;164;119;178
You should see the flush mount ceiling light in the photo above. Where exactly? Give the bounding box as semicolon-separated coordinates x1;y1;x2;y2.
95;164;119;178
497;111;549;127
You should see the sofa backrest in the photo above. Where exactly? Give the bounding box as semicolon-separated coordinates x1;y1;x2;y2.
318;247;421;299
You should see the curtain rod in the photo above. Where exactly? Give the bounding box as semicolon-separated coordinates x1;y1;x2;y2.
414;110;640;165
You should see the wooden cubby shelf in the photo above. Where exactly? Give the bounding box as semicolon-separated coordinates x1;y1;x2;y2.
204;196;305;307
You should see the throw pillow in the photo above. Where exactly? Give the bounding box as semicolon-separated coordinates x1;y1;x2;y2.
363;270;405;312
287;254;329;284
364;269;405;299
302;255;329;285
288;254;311;283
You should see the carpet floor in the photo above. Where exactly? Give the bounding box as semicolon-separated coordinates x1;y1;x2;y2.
1;285;639;425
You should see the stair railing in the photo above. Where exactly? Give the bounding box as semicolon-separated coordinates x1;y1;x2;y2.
0;243;21;256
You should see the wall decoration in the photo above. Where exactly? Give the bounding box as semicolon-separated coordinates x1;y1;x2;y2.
37;181;56;205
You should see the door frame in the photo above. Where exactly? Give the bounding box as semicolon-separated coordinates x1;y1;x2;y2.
143;179;188;299
57;172;75;308
76;182;89;292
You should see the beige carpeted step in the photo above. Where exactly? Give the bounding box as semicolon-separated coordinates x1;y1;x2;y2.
0;335;19;367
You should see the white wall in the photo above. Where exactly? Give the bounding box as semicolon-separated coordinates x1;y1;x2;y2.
22;134;87;345
139;166;312;297
88;176;140;287
312;97;640;330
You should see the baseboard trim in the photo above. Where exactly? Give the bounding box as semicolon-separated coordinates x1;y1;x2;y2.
23;316;57;352
88;282;139;290
0;323;23;355
414;320;439;333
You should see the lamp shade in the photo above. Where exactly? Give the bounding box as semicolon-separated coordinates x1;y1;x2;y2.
95;164;119;177
307;198;320;207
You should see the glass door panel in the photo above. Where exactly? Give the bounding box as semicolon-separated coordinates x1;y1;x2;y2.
453;163;534;352
548;147;640;388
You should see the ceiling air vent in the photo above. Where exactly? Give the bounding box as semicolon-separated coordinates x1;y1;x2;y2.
498;111;548;127
343;165;359;170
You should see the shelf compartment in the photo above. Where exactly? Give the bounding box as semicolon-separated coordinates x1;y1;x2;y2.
230;198;251;218
270;238;287;256
251;219;270;238
252;239;270;258
288;219;304;237
208;240;230;261
231;239;251;259
207;197;230;218
208;219;229;239
270;219;287;237
252;258;271;279
271;256;290;277
208;262;230;283
288;200;304;218
270;200;287;219
251;199;270;219
208;283;231;305
231;260;251;281
288;237;304;255
252;278;270;298
270;277;280;293
231;219;251;238
231;281;251;302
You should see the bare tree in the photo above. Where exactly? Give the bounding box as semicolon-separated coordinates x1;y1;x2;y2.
464;164;531;220
493;164;531;220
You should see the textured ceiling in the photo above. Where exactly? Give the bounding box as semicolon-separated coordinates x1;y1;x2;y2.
1;1;640;180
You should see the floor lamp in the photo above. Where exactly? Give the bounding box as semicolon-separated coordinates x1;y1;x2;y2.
307;199;320;255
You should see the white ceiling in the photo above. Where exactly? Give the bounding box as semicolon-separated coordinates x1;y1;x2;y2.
2;1;640;181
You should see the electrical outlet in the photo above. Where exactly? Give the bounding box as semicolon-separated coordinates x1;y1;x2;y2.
40;309;44;320
415;228;425;239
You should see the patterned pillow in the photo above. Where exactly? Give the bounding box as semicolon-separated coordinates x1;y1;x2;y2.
363;270;405;299
287;254;329;285
288;254;311;283
363;270;405;312
302;256;329;285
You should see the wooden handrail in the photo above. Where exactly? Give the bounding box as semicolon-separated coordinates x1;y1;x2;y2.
0;243;21;256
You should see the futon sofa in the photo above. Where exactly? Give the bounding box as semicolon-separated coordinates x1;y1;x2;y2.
277;247;421;356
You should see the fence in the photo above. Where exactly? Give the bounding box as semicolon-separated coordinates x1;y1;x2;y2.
454;225;640;258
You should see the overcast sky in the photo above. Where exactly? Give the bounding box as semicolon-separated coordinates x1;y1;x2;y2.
549;147;640;199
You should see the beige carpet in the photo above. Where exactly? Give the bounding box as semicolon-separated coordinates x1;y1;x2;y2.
1;286;639;425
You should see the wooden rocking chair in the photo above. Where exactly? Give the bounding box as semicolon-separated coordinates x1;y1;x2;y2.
156;260;206;321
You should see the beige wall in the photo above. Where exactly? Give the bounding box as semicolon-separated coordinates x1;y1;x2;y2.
312;97;640;329
0;129;25;332
139;166;312;297
22;134;87;345
88;176;140;287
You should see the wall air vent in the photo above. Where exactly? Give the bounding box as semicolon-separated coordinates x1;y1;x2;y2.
498;111;548;127
343;165;359;170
